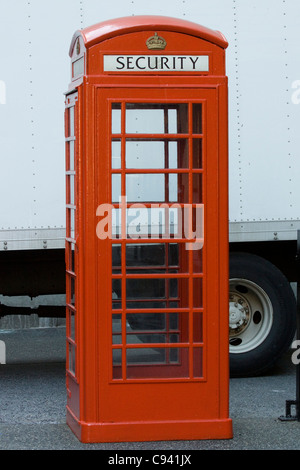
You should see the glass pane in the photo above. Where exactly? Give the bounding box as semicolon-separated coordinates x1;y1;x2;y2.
67;208;75;239
192;249;203;274
168;141;178;168
181;205;203;242
112;174;121;203
125;174;190;204
192;103;202;134
69;174;75;205
167;109;177;133
193;312;203;343
169;312;179;330
193;139;202;169
126;312;188;344
125;243;183;272
125;103;188;134
112;208;121;239
126;207;159;238
68;343;76;375
70;276;75;306
126;174;165;202
112;349;122;379
112;314;122;344
69;140;75;171
168;140;188;169
126;106;165;134
126;278;166;305
70;208;75;239
126;140;164;168
126;347;189;379
68;309;76;341
126;347;166;364
69;242;76;273
125;206;185;238
113;348;122;364
112;140;121;169
169;243;179;266
112;279;121;309
124;139;189;169
112;244;121;272
127;312;165;332
126;243;165;269
127;331;167;344
126;278;189;308
69;106;75;136
73;57;84;77
176;173;189;203
193;278;203;308
126;206;146;239
193;173;202;203
176;140;189;168
112;104;121;134
168;174;178;202
182;212;203;251
177;104;189;133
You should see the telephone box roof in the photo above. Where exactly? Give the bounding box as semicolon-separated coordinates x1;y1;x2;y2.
69;15;228;56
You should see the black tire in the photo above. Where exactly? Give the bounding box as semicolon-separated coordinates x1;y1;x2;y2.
229;252;296;377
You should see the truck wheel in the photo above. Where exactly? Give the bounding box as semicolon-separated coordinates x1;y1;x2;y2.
229;252;296;377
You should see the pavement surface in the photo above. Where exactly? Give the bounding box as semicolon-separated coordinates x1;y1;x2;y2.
0;326;300;451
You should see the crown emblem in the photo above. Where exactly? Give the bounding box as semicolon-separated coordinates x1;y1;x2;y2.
146;32;167;50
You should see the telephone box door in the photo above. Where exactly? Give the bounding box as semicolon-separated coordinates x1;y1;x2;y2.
93;85;229;438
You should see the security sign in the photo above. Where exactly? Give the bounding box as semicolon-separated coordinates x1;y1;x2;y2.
103;55;209;72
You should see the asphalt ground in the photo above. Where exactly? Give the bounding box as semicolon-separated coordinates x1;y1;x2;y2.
0;326;300;452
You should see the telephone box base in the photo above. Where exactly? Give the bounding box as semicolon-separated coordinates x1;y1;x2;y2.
66;408;233;443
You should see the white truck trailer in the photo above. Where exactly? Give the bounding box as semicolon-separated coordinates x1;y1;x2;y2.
0;0;299;376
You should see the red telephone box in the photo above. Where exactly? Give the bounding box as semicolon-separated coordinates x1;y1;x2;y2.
65;15;232;443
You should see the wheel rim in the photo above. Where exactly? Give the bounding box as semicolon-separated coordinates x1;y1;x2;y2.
229;278;274;354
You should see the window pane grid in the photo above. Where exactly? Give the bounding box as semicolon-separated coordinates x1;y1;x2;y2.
65;98;78;379
110;100;204;382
